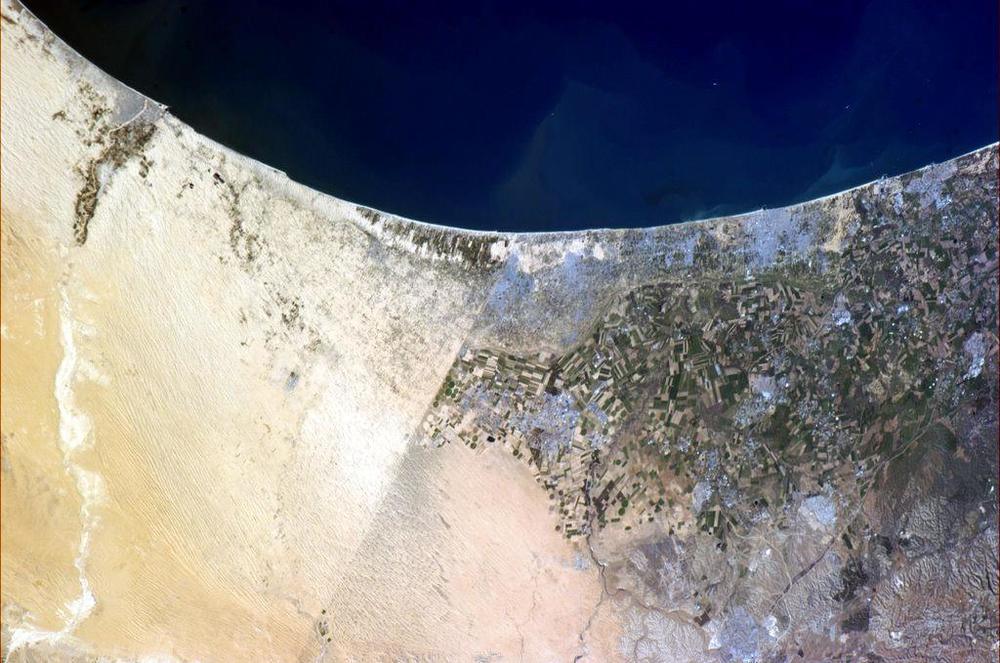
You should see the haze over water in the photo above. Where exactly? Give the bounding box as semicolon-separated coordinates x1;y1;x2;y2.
25;0;999;232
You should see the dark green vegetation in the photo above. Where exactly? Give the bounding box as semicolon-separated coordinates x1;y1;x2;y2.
418;147;998;660
422;148;997;547
63;82;160;246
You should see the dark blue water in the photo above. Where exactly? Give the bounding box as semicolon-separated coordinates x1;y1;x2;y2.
24;0;998;231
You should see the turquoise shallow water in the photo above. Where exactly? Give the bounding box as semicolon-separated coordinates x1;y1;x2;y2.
23;0;999;231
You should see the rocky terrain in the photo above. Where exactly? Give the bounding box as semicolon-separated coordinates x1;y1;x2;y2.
2;1;997;660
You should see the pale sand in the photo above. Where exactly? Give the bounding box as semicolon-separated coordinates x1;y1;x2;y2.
5;2;993;661
1;2;608;659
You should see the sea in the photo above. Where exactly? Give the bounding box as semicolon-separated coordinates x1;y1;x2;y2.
22;0;1000;232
